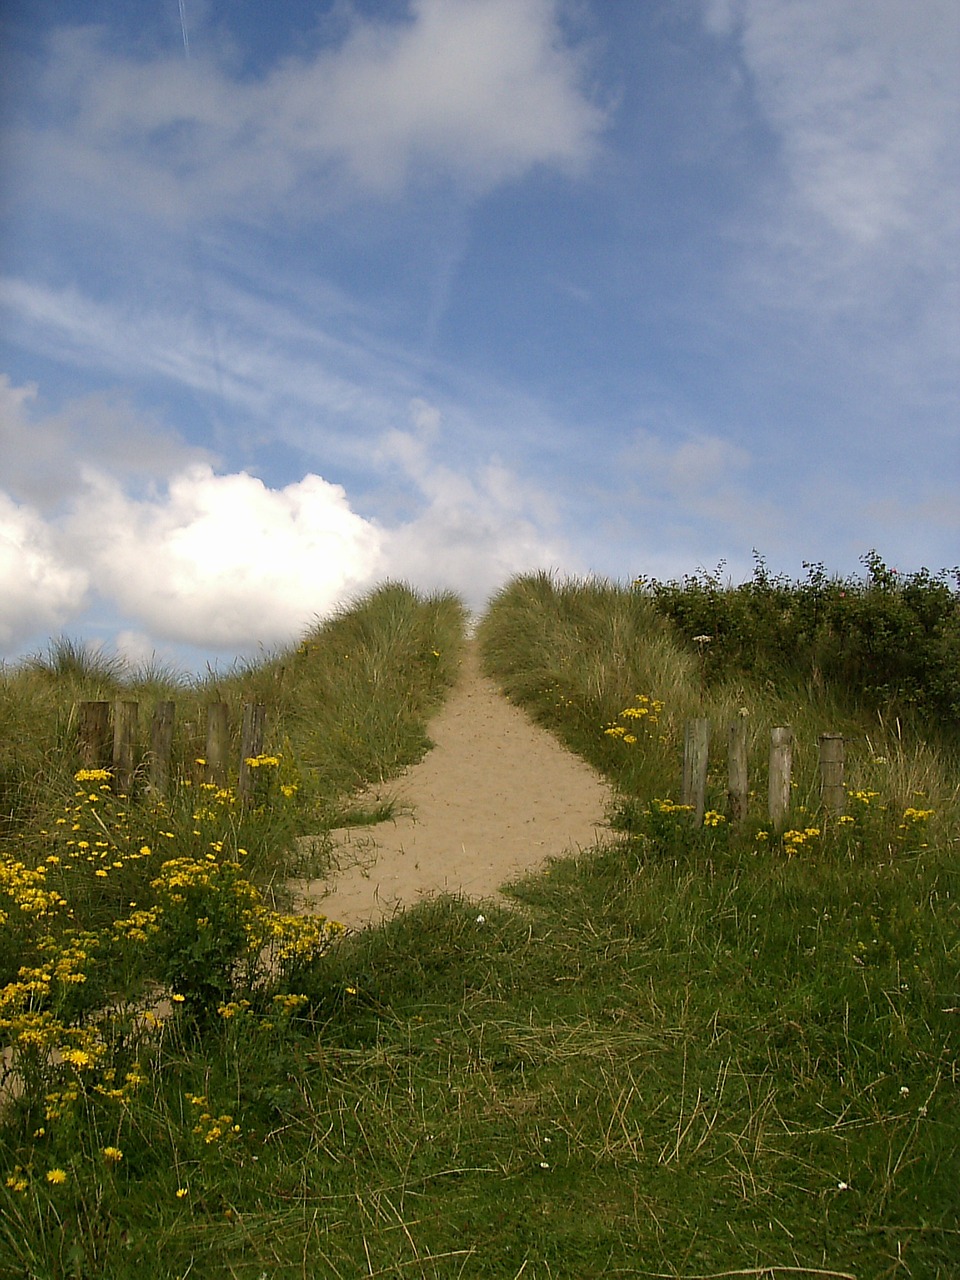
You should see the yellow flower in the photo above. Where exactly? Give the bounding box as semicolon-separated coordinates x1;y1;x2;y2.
46;1168;68;1185
176;1187;189;1198
102;1147;124;1163
61;1048;95;1070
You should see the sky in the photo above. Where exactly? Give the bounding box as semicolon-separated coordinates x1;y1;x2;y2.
1;0;957;669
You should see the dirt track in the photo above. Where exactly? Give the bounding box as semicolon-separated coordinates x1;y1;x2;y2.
291;642;613;929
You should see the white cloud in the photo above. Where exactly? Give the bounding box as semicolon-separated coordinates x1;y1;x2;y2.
0;273;420;466
742;1;955;237
66;465;383;649
0;374;570;657
25;0;603;222
0;493;88;649
703;0;959;312
374;399;566;607
0;369;208;511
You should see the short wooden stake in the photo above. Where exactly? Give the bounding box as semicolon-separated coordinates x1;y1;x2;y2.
768;726;793;830
682;717;711;826
113;700;139;795
238;703;267;804
819;733;845;815
149;701;176;793
727;713;749;825
204;703;229;788
78;701;111;771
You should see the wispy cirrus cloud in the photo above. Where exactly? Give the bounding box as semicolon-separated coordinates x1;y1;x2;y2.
704;0;959;319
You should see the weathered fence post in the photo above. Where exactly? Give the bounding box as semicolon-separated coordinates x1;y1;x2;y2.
149;701;176;793
727;712;749;825
682;718;711;826
78;701;111;771
113;700;139;795
237;703;267;804
819;733;845;815
204;703;230;787
768;726;793;830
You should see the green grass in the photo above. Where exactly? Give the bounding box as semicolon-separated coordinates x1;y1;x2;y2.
2;572;958;1278
1;583;466;864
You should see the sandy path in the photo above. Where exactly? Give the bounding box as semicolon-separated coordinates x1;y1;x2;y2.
291;642;613;929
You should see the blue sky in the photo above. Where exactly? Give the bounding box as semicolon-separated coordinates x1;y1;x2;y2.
1;0;957;666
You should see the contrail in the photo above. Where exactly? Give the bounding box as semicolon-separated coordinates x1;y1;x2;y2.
177;0;190;58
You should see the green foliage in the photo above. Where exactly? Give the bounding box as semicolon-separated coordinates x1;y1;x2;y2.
644;550;960;730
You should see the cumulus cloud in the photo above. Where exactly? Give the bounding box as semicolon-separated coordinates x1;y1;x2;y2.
24;0;603;222
67;465;383;649
0;493;88;649
0;375;571;657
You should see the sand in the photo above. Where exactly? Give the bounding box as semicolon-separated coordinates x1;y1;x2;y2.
291;641;614;929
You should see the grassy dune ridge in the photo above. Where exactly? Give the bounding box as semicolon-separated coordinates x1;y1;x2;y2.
1;571;958;1278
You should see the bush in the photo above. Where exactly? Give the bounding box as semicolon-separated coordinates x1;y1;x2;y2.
644;551;960;731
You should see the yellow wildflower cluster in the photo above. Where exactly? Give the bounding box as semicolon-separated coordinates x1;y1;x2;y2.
186;1092;240;1145
900;806;934;825
244;754;281;769
0;751;334;1135
191;780;238;824
217;999;251;1019
848;788;882;807
150;856;259;911
74;768;112;785
648;798;694;816
782;827;822;855
0;856;68;920
272;993;308;1014
254;910;344;970
605;694;664;746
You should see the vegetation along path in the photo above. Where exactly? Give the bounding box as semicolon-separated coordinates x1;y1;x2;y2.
293;640;613;928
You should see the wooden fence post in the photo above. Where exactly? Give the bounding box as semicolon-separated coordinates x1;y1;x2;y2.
78;701;111;771
819;733;845;815
113;700;139;795
204;703;229;788
768;727;793;830
238;703;267;803
149;701;176;793
727;712;749;825
682;718;711;826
